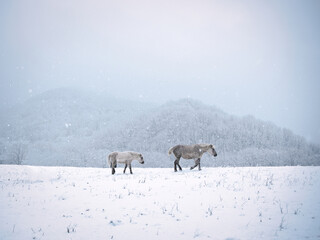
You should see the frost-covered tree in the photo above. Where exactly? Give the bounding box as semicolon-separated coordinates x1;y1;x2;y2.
98;99;320;167
8;142;28;165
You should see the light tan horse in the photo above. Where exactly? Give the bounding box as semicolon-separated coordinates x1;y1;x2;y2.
108;151;144;175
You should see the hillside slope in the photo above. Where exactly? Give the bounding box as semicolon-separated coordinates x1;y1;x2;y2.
0;89;319;167
98;99;320;167
0;88;154;166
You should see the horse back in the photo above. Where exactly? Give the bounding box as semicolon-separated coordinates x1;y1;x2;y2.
179;144;202;159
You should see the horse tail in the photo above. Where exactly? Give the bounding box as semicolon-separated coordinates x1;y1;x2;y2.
107;154;112;167
168;146;176;156
108;153;117;168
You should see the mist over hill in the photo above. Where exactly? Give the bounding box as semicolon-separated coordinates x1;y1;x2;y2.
98;99;320;167
0;88;319;167
0;88;155;166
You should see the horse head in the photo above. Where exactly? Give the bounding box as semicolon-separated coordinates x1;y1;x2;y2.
138;154;145;164
208;144;218;157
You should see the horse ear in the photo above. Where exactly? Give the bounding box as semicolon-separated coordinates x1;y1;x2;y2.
210;144;213;148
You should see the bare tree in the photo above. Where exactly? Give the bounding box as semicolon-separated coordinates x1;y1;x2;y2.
10;142;28;165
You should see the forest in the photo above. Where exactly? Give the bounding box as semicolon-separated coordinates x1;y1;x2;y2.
1;88;319;167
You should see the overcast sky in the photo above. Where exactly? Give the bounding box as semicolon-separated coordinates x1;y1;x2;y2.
0;0;320;144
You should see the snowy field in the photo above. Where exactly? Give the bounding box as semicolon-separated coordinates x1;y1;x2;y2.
0;165;320;240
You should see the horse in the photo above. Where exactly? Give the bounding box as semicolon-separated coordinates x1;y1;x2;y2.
168;144;217;172
108;151;144;175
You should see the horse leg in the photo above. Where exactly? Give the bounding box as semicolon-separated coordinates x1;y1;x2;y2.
198;158;201;171
111;161;116;174
123;163;127;174
177;159;182;171
129;163;133;174
190;159;200;170
174;159;178;172
174;157;182;172
190;159;196;170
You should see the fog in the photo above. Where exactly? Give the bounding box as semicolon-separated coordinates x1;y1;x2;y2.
1;0;320;144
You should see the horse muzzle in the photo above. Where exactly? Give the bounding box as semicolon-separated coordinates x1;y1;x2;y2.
214;153;217;157
141;161;145;164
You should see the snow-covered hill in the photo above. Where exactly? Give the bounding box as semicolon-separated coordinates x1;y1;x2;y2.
0;165;319;240
0;88;319;167
0;88;155;166
99;99;320;167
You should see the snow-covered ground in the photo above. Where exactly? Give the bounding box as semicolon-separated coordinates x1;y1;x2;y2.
0;165;319;240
